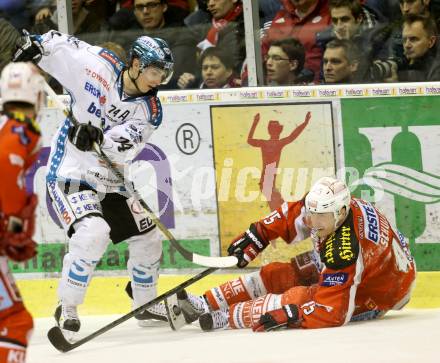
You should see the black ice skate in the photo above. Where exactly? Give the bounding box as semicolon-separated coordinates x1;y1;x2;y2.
199;310;229;331
176;289;209;324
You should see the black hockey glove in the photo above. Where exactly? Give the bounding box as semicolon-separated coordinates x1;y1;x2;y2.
253;304;300;332
12;30;44;63
227;223;269;268
68;122;104;152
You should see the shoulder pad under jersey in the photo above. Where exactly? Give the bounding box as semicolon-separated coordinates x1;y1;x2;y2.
320;212;359;270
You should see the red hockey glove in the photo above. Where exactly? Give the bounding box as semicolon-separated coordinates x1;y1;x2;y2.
253;304;301;332
0;194;38;262
227;223;269;268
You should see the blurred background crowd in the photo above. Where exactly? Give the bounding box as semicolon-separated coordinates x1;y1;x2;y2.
1;0;439;90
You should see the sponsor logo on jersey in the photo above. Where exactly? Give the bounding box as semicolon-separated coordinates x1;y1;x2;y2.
339;225;354;261
321;272;348;287
395;230;414;262
321;215;358;269
84;82;107;105
359;201;380;244
98;49;123;72
48;181;72;225
85;66;110;91
87;102;103;119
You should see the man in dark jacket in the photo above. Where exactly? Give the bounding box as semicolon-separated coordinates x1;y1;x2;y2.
398;13;440;81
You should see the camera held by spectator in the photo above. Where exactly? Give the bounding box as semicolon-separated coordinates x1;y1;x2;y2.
369;59;398;82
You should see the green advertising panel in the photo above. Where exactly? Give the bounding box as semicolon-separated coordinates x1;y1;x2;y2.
9;239;210;273
341;96;440;270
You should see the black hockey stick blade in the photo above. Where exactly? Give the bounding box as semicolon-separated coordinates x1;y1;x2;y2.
47;327;75;353
47;267;217;353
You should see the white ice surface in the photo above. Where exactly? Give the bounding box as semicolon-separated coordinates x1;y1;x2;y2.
28;309;440;363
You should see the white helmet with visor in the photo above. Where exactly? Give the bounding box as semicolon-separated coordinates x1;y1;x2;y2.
305;176;351;221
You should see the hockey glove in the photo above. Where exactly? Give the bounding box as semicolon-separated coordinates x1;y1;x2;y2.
68;122;104;152
227;223;269;268
0;194;38;262
12;30;44;63
253;304;300;332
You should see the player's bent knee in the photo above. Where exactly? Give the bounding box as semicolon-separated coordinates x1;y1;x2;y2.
69;216;111;260
260;262;296;293
126;229;162;264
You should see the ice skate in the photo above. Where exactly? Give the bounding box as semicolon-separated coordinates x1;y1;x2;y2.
199;310;229;331
135;302;169;327
54;303;81;341
176;289;209;324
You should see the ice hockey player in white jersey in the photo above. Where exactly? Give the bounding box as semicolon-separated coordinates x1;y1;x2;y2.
13;30;175;334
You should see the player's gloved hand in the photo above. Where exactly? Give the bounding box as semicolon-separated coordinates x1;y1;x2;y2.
0;194;38;262
253;304;300;332
12;30;44;63
227;223;269;268
68;122;104;152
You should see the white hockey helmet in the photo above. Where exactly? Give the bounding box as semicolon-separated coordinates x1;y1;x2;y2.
0;62;45;109
305;176;351;220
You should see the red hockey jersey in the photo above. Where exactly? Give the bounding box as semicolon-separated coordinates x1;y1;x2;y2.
257;197;416;328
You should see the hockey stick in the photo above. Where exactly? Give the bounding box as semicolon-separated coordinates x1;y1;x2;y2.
43;83;237;268
47;267;217;352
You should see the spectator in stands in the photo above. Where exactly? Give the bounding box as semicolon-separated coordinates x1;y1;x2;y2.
317;0;380;44
109;0;190;26
177;46;240;89
378;0;436;75
105;0;197;89
262;0;331;83
397;14;440;80
322;39;359;84
365;0;401;22
316;0;386;82
108;0;180;30
32;0;105;34
99;41;128;63
0;0;34;30
187;0;245;75
0;18;20;73
185;0;279;27
399;0;431;16
265;38;307;85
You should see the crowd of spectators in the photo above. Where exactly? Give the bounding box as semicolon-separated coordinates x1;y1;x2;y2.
1;0;440;89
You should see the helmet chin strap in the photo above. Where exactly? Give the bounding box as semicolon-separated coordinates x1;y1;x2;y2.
127;67;144;94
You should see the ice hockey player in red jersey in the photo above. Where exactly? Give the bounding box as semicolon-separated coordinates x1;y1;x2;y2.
0;62;45;362
177;176;416;332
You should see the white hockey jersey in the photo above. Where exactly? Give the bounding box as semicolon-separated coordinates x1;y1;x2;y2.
38;31;162;191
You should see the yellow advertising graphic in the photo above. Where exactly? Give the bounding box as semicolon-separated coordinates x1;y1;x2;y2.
211;103;335;264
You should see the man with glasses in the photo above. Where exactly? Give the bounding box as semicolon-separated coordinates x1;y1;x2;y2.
12;30;175;335
133;0;169;30
262;0;331;83
108;0;197;89
265;38;307;85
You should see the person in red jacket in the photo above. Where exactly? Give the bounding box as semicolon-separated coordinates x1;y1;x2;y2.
177;176;416;332
262;0;331;83
0;62;45;362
